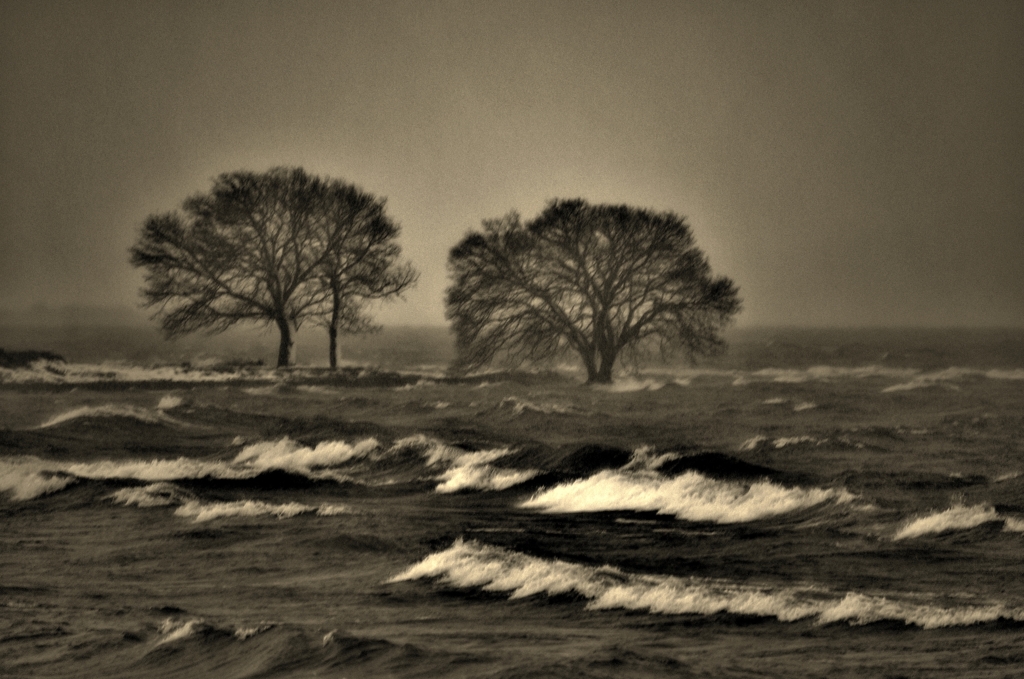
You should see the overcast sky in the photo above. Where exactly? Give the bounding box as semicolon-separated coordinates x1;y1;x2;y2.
2;0;1021;328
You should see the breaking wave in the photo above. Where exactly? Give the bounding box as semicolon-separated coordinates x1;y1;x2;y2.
521;470;854;523
108;482;348;521
234;437;381;473
881;367;1024;393
420;440;539;493
1;435;541;502
174;500;346;522
37;404;186;429
390;539;1023;629
893;504;1004;540
0;459;77;500
157;617;274;645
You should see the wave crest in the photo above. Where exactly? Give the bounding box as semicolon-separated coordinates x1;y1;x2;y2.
390;539;1024;629
521;470;853;523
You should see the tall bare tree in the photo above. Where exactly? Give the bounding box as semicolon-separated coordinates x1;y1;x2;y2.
446;199;740;383
129;167;414;367
313;194;417;368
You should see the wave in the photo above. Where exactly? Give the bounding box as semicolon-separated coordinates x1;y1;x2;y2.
0;361;281;385
234;437;381;473
173;500;347;522
0;459;78;500
107;482;349;521
496;396;582;416
420;440;540;493
391;540;1024;630
521;470;854;523
157;617;275;645
37;404;186;429
893;504;1005;539
880;367;1023;392
109;482;196;507
2;435;541;502
390;539;1022;629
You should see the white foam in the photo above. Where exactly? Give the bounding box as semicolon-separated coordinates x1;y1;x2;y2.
0;459;77;500
739;435;768;451
37;404;183;428
424;445;539;493
752;366;918;384
0;361;279;385
792;402;817;412
233;437;380;473
156;395;184;410
772;435;825;448
66;458;252;482
174;500;315;522
394;379;437;391
986;368;1024;380
521;470;853;523
435;463;538;493
893;504;1000;540
592;378;665;393
315;503;350;516
497;397;578;415
881;367;982;393
390;539;1022;629
109;482;195;507
739;435;826;451
157;618;209;645
234;624;274;641
1002;517;1024;532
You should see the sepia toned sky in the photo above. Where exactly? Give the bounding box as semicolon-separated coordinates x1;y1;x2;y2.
1;0;1022;328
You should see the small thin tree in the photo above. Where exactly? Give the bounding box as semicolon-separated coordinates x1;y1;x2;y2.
313;194;416;368
130;167;414;367
446;199;740;383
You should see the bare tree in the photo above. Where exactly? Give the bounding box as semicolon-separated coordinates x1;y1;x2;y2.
313;194;417;368
446;199;741;383
129;167;414;368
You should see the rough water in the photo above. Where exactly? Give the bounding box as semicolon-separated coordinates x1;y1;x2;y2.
2;328;1023;677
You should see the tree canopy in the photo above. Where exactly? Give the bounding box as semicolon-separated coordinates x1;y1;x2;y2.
129;167;415;367
445;199;740;383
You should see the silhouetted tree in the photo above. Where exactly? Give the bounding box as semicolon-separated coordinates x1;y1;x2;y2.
312;194;417;368
446;199;740;383
129;167;414;368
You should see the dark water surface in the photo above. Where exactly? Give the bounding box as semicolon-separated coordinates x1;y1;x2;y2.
2;328;1023;677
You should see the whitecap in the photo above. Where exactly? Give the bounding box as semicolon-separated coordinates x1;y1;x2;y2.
389;539;1023;629
174;500;315;522
156;395;184;410
109;482;195;507
37;404;183;429
157;618;209;645
1002;517;1024;532
497;397;578;415
521;470;853;523
0;459;77;500
424;445;539;493
893;504;1000;540
592;378;665;393
233;437;380;473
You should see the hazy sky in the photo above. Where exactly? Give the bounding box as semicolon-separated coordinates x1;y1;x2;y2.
2;0;1022;328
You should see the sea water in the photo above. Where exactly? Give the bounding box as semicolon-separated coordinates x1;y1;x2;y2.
2;328;1023;677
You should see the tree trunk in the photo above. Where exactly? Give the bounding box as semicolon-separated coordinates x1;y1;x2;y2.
328;324;338;370
592;360;614;384
275;317;293;368
328;288;341;370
